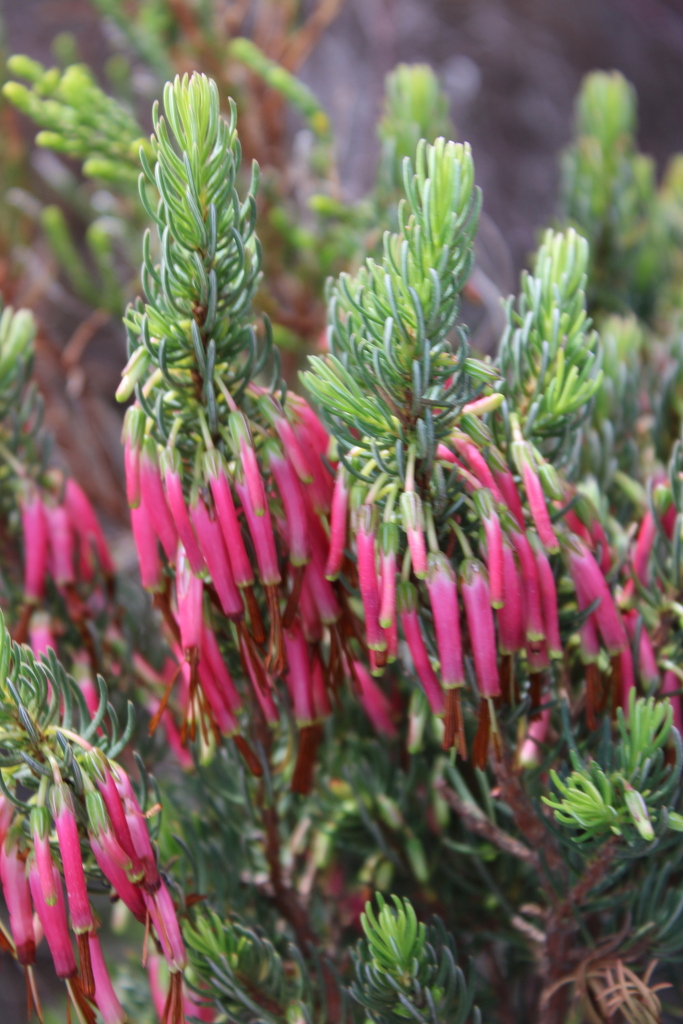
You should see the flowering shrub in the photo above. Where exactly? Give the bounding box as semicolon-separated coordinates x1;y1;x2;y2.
1;25;683;1024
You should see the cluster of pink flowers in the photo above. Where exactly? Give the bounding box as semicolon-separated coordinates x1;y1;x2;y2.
18;475;115;648
124;391;365;792
327;409;638;767
0;749;191;1024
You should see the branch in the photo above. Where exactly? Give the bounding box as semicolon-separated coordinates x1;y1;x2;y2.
436;780;539;867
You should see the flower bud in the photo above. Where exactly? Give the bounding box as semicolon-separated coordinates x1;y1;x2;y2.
162;448;205;574
131;500;162;591
497;541;524;654
229;411;266;516
566;538;626;655
20;486;49;602
31;806;57;906
29;861;75;977
1;839;35;965
176;543;204;654
425;555;464;691
398;582;445;715
356;505;385;652
122;406;145;509
204;451;254;587
518;707;551;769
266;442;310;567
235;474;281;586
50;783;94;934
460;559;500;698
145;880;187;972
378;522;398;629
139;439;178;562
474;489;503;608
325;466;349;580
190;496;243;619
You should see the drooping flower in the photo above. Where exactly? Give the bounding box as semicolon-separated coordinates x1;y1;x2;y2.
64;478;116;578
28;860;74;978
20;487;49;602
325;465;349;581
31;806;57;907
398;582;446;720
50;782;95;993
508;527;545;647
162;449;205;575
204;450;254;589
566;537;627;655
131;500;162;592
283;621;320;794
122;405;145;510
460;559;501;767
353;660;397;737
1;837;35;965
234;474;281;587
266;441;310;568
399;491;428;579
88;932;128;1024
474;489;503;608
425;556;464;751
531;538;562;659
355;505;386;652
139;439;178;563
45;503;75;587
497;541;524;655
176;543;204;657
190;495;243;619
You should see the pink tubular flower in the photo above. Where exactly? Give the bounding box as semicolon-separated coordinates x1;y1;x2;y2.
325;466;349;580
518;707;551;769
202;626;241;711
356;505;385;652
50;784;94;934
114;771;160;894
89;833;146;922
176;543;204;655
450;435;503;503
235;475;281;587
20;487;49;602
425;555;464;691
566;538;627;655
497;541;524;654
474;489;503;608
31;806;57;907
267;443;310;567
509;528;545;646
492;463;526;531
532;541;562;659
28;861;75;977
1;840;35;965
400;491;428;579
398;586;446;716
86;753;142;878
353;660;397;737
624;611;659;688
631;511;656;590
72;652;99;719
289;394;329;454
89;932;127;1024
260;395;314;484
131;501;161;591
122;406;145;509
379;523;398;629
205;451;254;587
162;450;205;575
230;411;266;517
197;658;239;735
45;503;75;586
519;457;559;553
283;621;315;724
139;439;178;562
190;496;243;619
29;611;56;659
146;880;187;972
460;559;500;698
299;574;323;642
64;478;115;577
662;671;683;734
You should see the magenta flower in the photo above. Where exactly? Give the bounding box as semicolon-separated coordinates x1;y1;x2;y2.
20;486;48;602
509;528;545;646
532;540;562;659
190;496;243;619
176;543;204;655
115;772;160;894
283;621;314;725
1;839;35;965
460;560;500;699
260;395;314;484
89;932;127;1024
139;439;178;562
202;625;241;712
45;503;75;586
89;832;147;922
497;541;524;655
326;466;349;580
630;510;656;590
205;450;254;588
31;806;57;907
50;784;94;937
197;657;239;735
162;449;205;575
399;491;428;579
122;406;145;509
356;505;385;652
474;489;503;608
146;879;187;971
64;478;115;578
230;411;267;516
491;463;526;531
131;500;162;591
399;585;446;717
624;610;659;688
267;442;310;567
425;555;464;690
86;752;143;880
300;573;324;642
566;538;627;655
28;861;75;978
353;660;397;737
235;474;281;587
450;435;503;503
379;523;398;629
518;707;551;769
518;456;561;552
